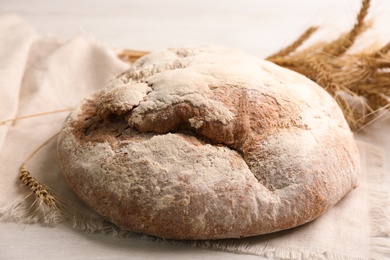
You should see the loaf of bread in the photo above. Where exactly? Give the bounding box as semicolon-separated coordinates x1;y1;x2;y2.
57;45;360;240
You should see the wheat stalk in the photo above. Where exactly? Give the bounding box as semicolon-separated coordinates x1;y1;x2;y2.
12;129;69;225
19;164;57;209
266;27;318;60
0;109;73;126
19;133;60;209
266;0;390;131
22;134;72;225
321;0;370;57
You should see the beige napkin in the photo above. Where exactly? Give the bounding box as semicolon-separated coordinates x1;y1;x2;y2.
1;15;390;260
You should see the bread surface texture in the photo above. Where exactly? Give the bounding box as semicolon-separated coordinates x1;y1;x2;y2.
57;45;360;240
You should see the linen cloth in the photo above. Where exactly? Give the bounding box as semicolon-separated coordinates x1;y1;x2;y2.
1;15;389;260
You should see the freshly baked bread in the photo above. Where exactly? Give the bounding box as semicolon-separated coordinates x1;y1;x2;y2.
57;45;360;240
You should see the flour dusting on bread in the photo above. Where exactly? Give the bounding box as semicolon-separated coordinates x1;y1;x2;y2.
57;45;359;240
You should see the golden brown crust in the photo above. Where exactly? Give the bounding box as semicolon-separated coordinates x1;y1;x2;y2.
57;45;360;240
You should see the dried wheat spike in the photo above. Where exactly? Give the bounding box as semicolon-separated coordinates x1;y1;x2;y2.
375;60;390;70
265;0;390;131
19;164;57;208
365;93;390;112
370;41;390;59
267;26;318;60
304;59;339;95
321;0;370;57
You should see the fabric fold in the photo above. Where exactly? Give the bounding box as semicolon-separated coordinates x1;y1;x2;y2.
0;15;128;214
0;14;37;149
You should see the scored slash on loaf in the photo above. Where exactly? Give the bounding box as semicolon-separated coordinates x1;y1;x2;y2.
57;45;360;240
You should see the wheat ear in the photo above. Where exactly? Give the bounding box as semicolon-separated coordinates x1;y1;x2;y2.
267;26;318;60
0;108;73;210
1;109;71;210
19;133;60;209
322;0;370;57
19;164;57;209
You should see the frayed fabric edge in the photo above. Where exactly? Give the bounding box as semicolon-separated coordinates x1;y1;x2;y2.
1;197;363;260
364;144;390;260
0;197;131;237
158;142;390;260
0;197;63;226
141;237;366;260
0;194;141;240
